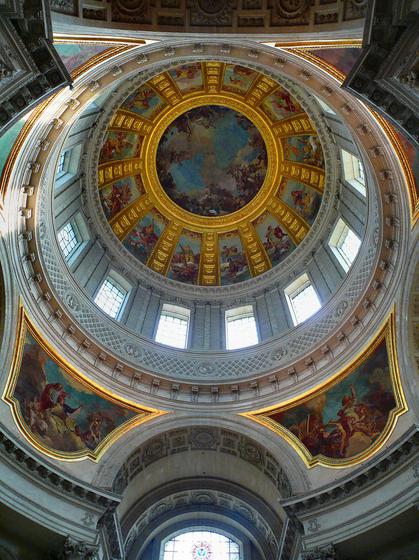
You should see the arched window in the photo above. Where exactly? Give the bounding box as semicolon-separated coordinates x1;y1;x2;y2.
161;530;241;560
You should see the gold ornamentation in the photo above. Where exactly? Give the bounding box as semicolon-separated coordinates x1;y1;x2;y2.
142;93;280;231
280;161;325;193
199;232;220;285
268;197;309;244
274;114;317;137
238;222;271;277
203;61;224;93
147;221;183;275
98;158;143;189
109;109;153;134
110;194;153;240
246;75;278;107
96;62;327;285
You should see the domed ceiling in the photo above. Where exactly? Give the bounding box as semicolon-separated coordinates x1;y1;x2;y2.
97;62;326;286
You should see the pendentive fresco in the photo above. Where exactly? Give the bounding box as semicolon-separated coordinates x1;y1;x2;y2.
4;314;159;460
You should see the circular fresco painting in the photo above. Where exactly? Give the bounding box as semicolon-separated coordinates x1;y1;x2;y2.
156;105;268;217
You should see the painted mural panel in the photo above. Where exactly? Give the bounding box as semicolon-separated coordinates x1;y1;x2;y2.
123;210;167;264
168;231;201;284
395;130;419;196
266;338;397;461
11;332;139;456
169;63;203;94
283;135;324;168
254;212;295;268
99;131;141;164
100;175;144;220
222;64;257;95
261;87;302;121
308;47;361;76
219;232;250;285
54;43;110;73
156;106;267;217
278;178;321;225
121;85;165;120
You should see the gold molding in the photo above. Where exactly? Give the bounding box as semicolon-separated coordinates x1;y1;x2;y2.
371;111;418;227
110;194;154;240
97;62;328;285
147;221;183;275
53;34;147;46
283;48;346;83
242;310;407;469
280;161;325;193
2;306;166;462
238;221;271;277
108;109;153;134
98;158;143;189
142;93;281;231
274;40;362;49
199;232;220;286
267;197;309;244
274;113;317;137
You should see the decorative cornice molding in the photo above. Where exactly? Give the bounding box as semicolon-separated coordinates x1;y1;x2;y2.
0;426;120;511
281;425;419;515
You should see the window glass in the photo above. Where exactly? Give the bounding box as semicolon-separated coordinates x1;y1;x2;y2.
155;304;190;349
329;218;361;272
226;305;258;349
162;531;240;560
314;95;336;115
57;222;80;260
285;274;321;326
94;277;127;319
341;149;366;196
57;151;68;176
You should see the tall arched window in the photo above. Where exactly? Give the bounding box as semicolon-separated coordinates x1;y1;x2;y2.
161;530;241;560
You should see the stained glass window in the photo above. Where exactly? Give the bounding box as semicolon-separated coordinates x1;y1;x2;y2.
162;531;240;560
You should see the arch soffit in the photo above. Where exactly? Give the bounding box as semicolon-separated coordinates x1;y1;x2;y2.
123;477;282;560
93;415;309;495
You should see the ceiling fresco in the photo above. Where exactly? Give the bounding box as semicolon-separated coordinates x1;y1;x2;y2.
97;62;326;286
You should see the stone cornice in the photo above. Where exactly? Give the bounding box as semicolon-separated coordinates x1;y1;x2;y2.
281;424;419;516
0;426;120;511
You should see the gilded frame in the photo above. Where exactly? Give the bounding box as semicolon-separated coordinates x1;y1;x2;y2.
2;306;166;462
242;311;408;468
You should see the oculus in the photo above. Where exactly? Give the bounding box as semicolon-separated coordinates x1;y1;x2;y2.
156;105;268;217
